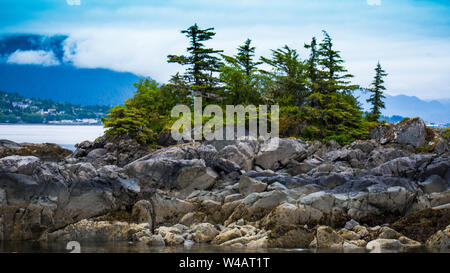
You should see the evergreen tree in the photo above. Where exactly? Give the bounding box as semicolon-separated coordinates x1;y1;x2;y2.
234;39;262;77
220;39;262;105
301;31;368;144
318;31;358;94
367;62;387;121
167;24;224;103
102;79;179;144
301;92;368;144
304;37;321;93
260;45;308;106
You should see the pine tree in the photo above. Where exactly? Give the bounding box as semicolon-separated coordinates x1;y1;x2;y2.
367;62;387;121
167;24;224;103
260;45;308;106
318;31;358;94
220;39;262;105
304;37;321;93
234;39;262;77
301;31;368;144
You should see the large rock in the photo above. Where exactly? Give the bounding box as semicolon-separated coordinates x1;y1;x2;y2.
262;203;323;229
267;224;314;248
126;157;218;195
131;200;153;226
192;223;219;243
43;219;151;242
309;226;344;250
220;144;254;171
426;225;450;253
72;136;151;167
419;175;448;193
0;157;139;240
255;138;307;170
150;193;197;227
366;239;405;253
238;176;267;196
0;155;40;175
0;141;72;162
370;118;428;148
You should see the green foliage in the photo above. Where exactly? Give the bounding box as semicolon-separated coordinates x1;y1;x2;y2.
167;24;224;103
301;92;369;144
102;79;179;144
318;31;359;94
324;134;354;146
220;39;263;105
102;105;156;144
102;27;379;146
260;45;309;106
437;127;450;142
366;62;388;121
304;37;320;93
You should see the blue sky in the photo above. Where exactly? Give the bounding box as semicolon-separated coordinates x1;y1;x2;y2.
1;0;450;100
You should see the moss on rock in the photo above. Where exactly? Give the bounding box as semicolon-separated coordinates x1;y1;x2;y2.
390;208;450;243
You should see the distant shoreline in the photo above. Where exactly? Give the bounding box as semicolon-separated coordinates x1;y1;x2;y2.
0;123;103;126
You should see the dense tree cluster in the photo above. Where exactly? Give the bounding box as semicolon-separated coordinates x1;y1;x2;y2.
103;24;388;145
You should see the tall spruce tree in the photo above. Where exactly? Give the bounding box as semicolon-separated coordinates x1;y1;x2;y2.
260;45;308;106
318;31;358;94
304;37;321;93
220;39;262;105
235;39;262;77
301;31;368;144
167;24;224;103
367;62;387;121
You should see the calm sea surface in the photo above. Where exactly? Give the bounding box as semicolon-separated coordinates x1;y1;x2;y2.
0;124;105;150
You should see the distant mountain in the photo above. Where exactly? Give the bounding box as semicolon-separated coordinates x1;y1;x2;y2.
355;90;450;124
0;34;142;106
0;63;140;106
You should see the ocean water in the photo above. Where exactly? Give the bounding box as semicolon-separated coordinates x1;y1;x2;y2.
0;241;313;253
0;240;430;253
0;124;105;151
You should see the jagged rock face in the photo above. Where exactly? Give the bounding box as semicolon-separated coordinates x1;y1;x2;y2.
369;118;449;154
71;136;151;168
0;156;139;240
0;118;449;249
254;138;307;170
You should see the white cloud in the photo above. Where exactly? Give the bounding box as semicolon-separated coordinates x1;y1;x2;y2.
7;50;60;66
367;0;381;6
54;25;450;100
62;27;185;81
66;0;81;6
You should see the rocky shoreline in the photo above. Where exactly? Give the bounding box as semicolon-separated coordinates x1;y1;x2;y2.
0;118;449;253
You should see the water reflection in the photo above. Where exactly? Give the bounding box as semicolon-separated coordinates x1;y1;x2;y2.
0;241;430;253
0;241;312;253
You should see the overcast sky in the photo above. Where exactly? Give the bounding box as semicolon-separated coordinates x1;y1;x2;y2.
1;0;449;100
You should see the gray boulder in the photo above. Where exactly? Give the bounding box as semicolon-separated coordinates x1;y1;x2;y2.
0;155;40;175
370;118;428;148
239;176;267;196
255;138;307;170
125;157;218;195
419;175;449;193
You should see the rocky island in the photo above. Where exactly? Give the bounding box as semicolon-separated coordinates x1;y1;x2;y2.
0;118;448;253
